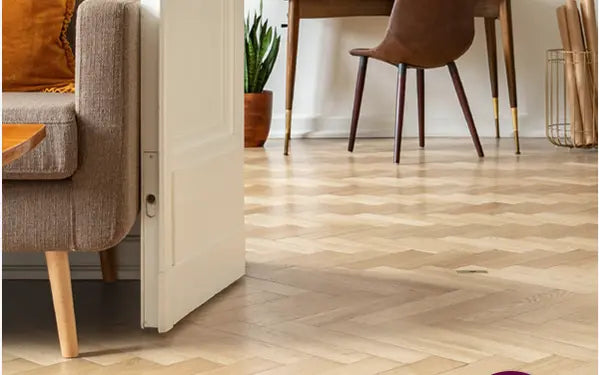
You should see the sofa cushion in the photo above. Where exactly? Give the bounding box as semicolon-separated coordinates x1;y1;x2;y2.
3;92;78;180
2;0;76;93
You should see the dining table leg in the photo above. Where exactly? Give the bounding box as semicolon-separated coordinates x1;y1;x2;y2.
284;0;300;155
499;0;521;154
484;17;500;139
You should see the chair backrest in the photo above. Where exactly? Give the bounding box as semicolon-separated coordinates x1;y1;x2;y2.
376;0;476;68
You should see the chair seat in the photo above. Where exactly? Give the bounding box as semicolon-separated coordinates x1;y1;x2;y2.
349;47;387;60
3;92;78;180
349;48;371;57
350;47;408;67
349;45;469;69
350;47;399;66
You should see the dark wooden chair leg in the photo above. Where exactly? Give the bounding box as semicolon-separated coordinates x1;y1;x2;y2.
394;63;408;164
348;56;369;152
447;62;484;158
499;0;520;154
484;17;500;139
417;68;425;148
99;247;117;283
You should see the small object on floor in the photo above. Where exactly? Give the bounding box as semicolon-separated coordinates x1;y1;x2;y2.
455;266;489;274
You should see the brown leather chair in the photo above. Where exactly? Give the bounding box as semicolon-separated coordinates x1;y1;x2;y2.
347;0;485;163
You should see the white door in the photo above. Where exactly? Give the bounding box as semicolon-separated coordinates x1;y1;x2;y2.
140;0;245;332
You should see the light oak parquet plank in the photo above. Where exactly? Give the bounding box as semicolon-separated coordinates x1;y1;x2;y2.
2;138;596;374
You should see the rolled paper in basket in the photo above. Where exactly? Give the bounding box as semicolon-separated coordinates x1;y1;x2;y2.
557;6;584;146
566;0;595;146
580;0;598;143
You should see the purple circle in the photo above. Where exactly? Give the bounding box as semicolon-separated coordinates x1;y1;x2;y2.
493;372;530;375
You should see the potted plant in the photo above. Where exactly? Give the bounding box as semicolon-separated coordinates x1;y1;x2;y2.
244;1;281;147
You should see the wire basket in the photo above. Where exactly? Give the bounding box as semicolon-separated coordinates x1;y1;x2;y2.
546;49;597;148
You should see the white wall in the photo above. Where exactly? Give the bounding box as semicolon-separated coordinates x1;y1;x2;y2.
246;0;564;139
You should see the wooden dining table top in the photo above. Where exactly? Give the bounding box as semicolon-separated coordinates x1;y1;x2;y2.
2;123;46;166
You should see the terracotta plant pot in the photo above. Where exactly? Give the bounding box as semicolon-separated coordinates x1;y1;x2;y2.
244;90;273;148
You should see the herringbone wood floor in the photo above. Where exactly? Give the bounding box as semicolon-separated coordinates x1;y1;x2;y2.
3;138;597;374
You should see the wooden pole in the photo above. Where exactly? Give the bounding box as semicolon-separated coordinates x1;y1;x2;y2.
580;0;598;142
565;0;594;145
557;5;584;146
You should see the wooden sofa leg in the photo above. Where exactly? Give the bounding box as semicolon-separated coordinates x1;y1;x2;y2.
99;247;117;283
45;251;79;358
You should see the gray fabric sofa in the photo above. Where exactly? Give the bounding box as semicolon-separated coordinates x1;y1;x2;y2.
2;0;140;358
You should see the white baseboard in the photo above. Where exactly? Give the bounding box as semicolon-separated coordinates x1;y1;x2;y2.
2;235;141;280
265;113;546;139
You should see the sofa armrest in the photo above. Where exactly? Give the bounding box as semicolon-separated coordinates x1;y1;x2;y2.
73;0;140;250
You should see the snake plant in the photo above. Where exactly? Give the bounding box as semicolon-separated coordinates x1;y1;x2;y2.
245;0;281;93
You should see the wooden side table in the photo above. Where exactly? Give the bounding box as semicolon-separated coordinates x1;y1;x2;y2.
2;124;46;166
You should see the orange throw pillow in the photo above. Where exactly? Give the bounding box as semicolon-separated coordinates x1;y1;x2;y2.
2;0;75;93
